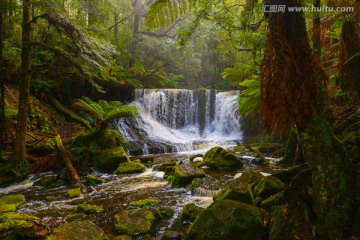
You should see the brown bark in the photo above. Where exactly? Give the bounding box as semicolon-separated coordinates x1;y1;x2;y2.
12;0;32;168
312;0;321;57
54;135;88;196
0;0;7;159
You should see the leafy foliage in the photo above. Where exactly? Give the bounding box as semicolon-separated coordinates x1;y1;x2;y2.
238;76;260;117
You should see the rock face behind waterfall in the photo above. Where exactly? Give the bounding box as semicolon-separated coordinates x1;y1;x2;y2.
203;147;243;171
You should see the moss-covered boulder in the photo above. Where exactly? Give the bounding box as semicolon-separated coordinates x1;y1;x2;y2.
164;163;205;187
33;175;60;187
115;162;147;174
66;188;81;198
189;154;203;162
114;208;161;235
0;204;16;213
261;191;285;211
181;204;204;222
29;139;55;156
0;194;26;208
65;213;86;222
0;212;50;239
272;163;309;185
85;175;107;185
233;145;246;155
155;160;177;171
187;199;268;240
129;199;158;208
254;176;286;199
76;204;104;213
113;235;132;240
94;146;130;172
162;230;183;240
213;170;264;204
45;220;108;240
203;147;243;171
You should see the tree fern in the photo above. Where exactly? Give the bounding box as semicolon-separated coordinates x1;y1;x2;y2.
238;76;260;116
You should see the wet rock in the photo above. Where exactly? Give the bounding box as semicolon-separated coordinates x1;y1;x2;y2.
45;196;55;201
65;213;86;222
0;204;16;213
272;163;309;185
45;220;108;240
181;204;204;222
115;162;147;174
187;199;269;240
159;208;175;218
164;163;205;187
190;154;203;162
155;160;177;171
114;208;161;235
261;191;285;211
233;145;246;154
66;188;81;198
85;175;107;185
129;199;158;208
213;169;264;204
58;169;72;183
94;146;130;172
162;230;184;240
203;147;243;171
254;176;286;199
76;204;105;213
0;194;26;208
1;212;50;239
112;235;132;240
33;175;61;187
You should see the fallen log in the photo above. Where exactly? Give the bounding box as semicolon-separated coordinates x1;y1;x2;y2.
250;147;271;165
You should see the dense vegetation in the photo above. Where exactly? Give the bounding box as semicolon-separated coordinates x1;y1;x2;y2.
0;0;359;239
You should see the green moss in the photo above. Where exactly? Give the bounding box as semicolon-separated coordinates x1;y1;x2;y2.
66;188;81;198
129;199;158;208
33;175;60;187
159;208;175;218
0;204;16;213
203;147;243;171
85;175;107;185
261;191;285;211
233;145;246;154
45;196;55;201
76;204;104;213
181;204;204;222
115;162;147;174
254;176;286;199
164;164;205;187
65;213;86;222
155;160;177;171
114;209;159;235
0;194;26;208
94;146;130;172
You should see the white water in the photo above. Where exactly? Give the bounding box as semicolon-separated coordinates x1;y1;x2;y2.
116;89;242;155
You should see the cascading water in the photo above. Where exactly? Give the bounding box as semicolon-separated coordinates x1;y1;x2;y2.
115;89;242;155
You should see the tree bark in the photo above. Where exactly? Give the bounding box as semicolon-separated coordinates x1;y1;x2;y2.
12;0;32;168
312;0;321;57
0;0;7;159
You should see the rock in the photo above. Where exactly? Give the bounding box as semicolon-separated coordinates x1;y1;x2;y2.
94;146;130;172
155;160;177;171
58;169;72;183
112;235;132;240
45;220;108;240
190;154;203;162
261;191;285;211
85;175;107;185
164;163;205;187
65;213;86;222
129;199;158;208
187;199;269;240
115;162;147;174
254;176;286;199
159;208;175;218
162;230;183;240
29;140;55;156
203;147;243;171
0;194;26;208
192;157;203;163
1;212;50;239
76;204;104;213
33;175;60;187
66;188;81;198
181;204;204;222
0;204;16;213
213;169;264;204
233;145;246;154
272;163;309;185
114;208;161;235
45;196;55;201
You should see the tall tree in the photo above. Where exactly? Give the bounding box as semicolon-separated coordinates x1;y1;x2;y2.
0;0;7;159
12;0;32;170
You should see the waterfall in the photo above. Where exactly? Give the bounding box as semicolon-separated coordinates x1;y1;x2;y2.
115;89;242;155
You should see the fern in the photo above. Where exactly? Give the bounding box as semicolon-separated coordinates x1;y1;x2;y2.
238;75;260;116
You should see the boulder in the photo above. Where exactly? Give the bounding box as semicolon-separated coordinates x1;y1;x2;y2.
113;235;132;240
272;163;309;185
164;163;205;187
155;160;177;172
45;220;108;240
187;199;269;240
190;154;203;162
129;199;158;208
0;194;26;208
94;146;130;172
33;175;60;187
114;208;161;235
203;147;243;171
115;162;147;174
162;230;183;240
0;203;16;213
181;204;204;222
85;175;107;185
261;191;285;211
254;176;286;199
233;145;246;155
66;188;81;198
0;212;50;239
65;213;86;222
213;170;264;204
76;204;104;213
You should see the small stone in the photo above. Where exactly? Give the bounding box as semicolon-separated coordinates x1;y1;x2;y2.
129;199;158;208
162;230;182;240
115;162;147;174
85;175;107;185
65;213;86;222
66;188;81;198
76;204;104;213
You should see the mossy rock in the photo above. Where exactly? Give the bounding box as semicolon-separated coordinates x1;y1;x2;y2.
159;208;175;218
272;163;309;185
45;220;109;240
115;162;147;174
164;163;205;187
66;188;81;198
29;139;55;156
33;175;60;187
181;204;204;222
114;208;161;235
155;160;177;171
94;147;130;172
113;235;132;240
233;145;246;154
254;176;286;199
85;175;107;185
65;213;86;222
45;196;55;201
187;199;269;240
0;204;16;213
189;154;203;162
129;199;158;208
76;204;104;213
0;194;26;208
203;147;243;171
1;212;50;238
261;191;285;212
162;230;183;240
213;169;264;204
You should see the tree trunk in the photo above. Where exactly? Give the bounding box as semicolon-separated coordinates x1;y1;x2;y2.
312;0;321;57
298;113;355;239
128;0;141;68
0;0;7;159
12;0;32;168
